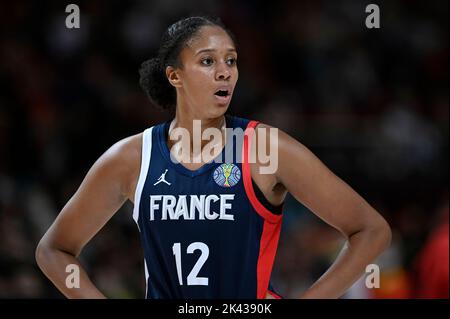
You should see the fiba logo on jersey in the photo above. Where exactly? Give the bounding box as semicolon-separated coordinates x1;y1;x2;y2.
213;163;241;187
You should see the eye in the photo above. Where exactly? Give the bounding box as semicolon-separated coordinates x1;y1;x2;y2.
226;57;237;66
201;57;214;66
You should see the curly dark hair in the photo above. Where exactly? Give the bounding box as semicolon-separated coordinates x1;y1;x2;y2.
139;16;236;110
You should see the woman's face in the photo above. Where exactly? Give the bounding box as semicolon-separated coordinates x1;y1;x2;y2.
171;26;238;119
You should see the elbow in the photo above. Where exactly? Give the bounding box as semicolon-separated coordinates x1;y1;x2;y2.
36;235;80;270
347;210;392;255
367;213;392;253
35;236;57;272
35;238;49;271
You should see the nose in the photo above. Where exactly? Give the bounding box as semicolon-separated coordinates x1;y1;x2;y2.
215;62;231;81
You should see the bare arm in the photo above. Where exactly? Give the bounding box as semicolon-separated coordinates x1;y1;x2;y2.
273;127;391;298
35;134;141;298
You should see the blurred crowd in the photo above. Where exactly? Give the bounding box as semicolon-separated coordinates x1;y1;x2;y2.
0;0;448;298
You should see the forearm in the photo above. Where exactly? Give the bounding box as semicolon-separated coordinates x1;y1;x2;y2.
36;243;106;299
300;222;391;299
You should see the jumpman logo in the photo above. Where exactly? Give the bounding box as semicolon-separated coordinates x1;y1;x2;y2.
154;169;171;186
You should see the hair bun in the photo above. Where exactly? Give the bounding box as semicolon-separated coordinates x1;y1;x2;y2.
139;57;175;109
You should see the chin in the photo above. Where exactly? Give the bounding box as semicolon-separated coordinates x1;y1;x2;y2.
209;104;229;118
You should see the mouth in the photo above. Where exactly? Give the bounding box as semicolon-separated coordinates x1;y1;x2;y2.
214;89;232;105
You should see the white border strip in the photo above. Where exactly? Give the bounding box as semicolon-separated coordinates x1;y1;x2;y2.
144;258;150;298
133;127;153;225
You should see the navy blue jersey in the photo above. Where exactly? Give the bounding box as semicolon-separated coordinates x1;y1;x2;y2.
133;115;283;299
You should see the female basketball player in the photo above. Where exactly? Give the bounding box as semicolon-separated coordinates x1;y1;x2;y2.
36;17;391;299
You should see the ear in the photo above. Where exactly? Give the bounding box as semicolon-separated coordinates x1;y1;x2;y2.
166;66;182;88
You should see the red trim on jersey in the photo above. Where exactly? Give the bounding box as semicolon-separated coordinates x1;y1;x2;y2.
257;221;282;299
267;290;282;299
242;121;283;223
242;120;283;299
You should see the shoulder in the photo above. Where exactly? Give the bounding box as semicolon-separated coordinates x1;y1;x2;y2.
93;132;143;200
103;132;143;168
249;121;309;177
255;121;308;150
250;121;299;155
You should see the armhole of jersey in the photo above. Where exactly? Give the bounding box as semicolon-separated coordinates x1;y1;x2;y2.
242;121;283;224
133;127;153;225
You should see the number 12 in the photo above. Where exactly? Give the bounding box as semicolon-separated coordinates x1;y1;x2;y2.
172;242;209;286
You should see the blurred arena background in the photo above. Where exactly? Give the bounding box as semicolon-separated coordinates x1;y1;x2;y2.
0;0;448;298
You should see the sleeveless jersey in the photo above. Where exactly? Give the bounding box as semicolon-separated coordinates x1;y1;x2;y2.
133;115;283;299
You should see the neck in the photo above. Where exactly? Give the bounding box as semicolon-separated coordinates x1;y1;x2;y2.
172;113;225;138
167;105;227;164
172;96;226;143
